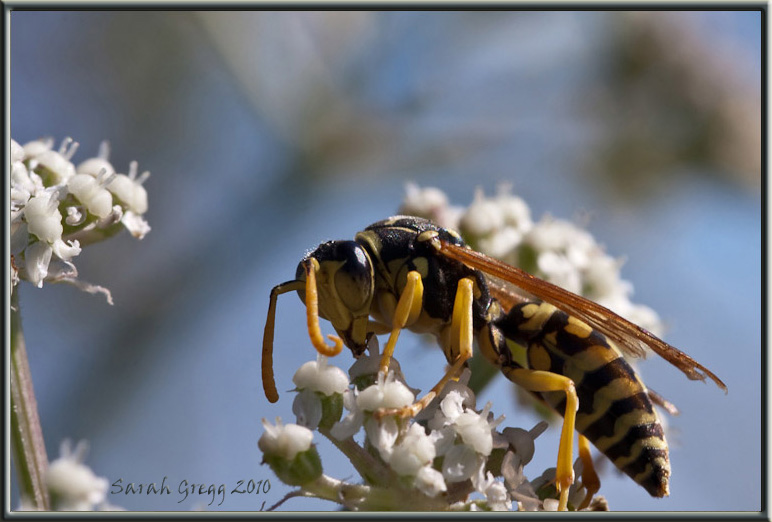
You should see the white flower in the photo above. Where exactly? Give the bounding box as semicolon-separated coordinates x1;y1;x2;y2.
25;191;63;243
67;173;114;219
22;137;54;160
400;182;464;230
11;135;150;301
442;443;484;483
389;423;436;476
415;465;447;498
479;473;512;511
293;355;349;396
258;417;314;461
32;137;79;185
76;141;115;178
453;408;494;456
47;440;109;511
356;371;414;412
107;161;149;215
11;138;25;163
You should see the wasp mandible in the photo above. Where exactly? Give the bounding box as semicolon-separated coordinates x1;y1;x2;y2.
262;216;726;511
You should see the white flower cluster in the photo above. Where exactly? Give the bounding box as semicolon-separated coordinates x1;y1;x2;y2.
258;339;605;511
401;183;663;337
45;440;122;511
11;137;151;304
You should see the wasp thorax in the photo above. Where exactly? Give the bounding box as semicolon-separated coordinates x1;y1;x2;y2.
296;240;375;352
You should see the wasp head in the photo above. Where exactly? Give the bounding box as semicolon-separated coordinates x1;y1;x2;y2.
296;240;374;356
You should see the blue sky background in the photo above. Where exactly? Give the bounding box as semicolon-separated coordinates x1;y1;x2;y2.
9;10;761;512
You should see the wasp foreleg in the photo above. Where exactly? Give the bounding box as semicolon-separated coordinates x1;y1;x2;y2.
375;277;475;419
379;270;425;374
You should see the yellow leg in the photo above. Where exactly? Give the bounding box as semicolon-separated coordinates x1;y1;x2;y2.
304;259;344;357
376;277;475;419
503;367;578;511
577;434;600;510
379;271;424;374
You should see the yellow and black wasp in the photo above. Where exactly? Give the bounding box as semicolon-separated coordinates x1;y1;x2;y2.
261;215;726;510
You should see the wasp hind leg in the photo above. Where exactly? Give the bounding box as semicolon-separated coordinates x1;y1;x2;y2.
375;276;475;419
501;366;578;511
577;433;600;510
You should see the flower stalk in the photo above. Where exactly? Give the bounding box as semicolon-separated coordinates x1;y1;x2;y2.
10;290;50;510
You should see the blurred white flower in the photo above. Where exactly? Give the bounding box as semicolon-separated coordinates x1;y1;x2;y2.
47;440;109;511
10;137;151;303
403;185;664;335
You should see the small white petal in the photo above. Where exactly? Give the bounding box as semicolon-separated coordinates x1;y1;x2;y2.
11;139;25;163
415;466;447;498
22;138;54;159
12;161;37;195
364;415;399;462
77;157;115;178
121;211;151;239
24;241;53;287
51;239;82;261
330;388;364;440
292;388;323;429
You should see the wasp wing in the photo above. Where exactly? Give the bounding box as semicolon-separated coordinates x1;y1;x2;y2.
439;240;727;392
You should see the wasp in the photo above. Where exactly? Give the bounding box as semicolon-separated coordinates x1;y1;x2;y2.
261;216;726;510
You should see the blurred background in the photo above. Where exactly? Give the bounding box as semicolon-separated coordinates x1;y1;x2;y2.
9;10;760;511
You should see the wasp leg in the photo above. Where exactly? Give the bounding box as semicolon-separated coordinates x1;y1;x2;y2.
376;277;475;419
379;271;424;374
304;258;344;357
647;387;680;416
501;367;578;511
577;434;600;510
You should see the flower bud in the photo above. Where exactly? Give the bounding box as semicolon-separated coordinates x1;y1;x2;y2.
258;418;322;486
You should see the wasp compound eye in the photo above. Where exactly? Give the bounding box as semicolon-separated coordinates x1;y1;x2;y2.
297;241;374;313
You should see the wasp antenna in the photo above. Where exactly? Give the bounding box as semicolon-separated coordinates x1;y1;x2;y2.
304;259;344;357
262;280;305;403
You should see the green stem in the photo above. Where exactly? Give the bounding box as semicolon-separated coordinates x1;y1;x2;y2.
317;428;393;486
10;289;50;510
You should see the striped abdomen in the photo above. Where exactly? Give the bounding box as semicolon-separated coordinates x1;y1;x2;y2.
496;301;670;497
